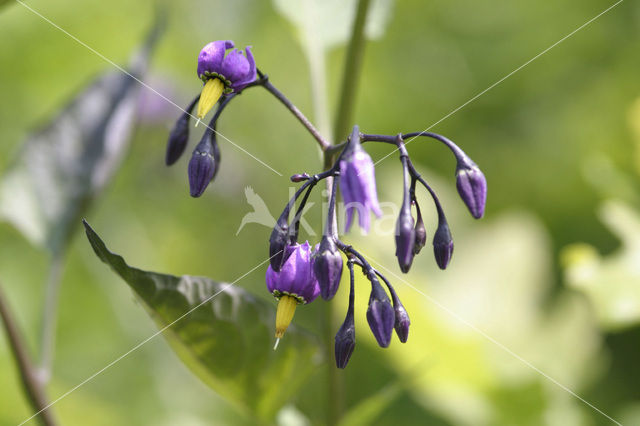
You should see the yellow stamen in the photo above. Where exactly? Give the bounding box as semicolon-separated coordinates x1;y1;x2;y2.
197;78;224;121
274;295;298;346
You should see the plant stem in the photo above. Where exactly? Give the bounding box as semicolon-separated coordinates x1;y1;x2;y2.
38;253;64;384
0;283;57;426
259;76;331;151
333;0;372;143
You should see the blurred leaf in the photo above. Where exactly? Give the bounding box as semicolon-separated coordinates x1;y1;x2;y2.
338;382;402;426
83;220;322;421
0;19;164;255
563;200;640;330
273;0;394;52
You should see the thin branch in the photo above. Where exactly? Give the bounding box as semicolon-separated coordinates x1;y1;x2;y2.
258;71;331;150
0;283;57;426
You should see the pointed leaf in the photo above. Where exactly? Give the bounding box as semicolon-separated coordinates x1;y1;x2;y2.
0;20;164;254
83;220;322;421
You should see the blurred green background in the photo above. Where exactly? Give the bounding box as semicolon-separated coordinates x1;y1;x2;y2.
1;0;640;425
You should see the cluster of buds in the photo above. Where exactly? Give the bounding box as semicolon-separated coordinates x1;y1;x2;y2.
265;126;486;367
165;41;487;369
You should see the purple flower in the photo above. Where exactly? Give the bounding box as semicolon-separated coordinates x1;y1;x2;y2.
266;242;320;344
456;161;487;219
340;141;383;233
196;40;257;120
366;274;395;348
266;242;320;303
313;236;344;300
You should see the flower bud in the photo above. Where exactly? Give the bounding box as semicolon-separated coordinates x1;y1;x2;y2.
165;112;190;166
290;173;310;182
413;204;427;254
456;162;487;219
366;275;395;348
188;134;218;197
269;215;290;272
313;235;343;300
433;220;454;269
334;311;355;369
393;300;410;343
395;205;415;273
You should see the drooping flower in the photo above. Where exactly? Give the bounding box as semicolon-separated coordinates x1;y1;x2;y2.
196;40;256;121
340;134;383;233
165;96;198;166
433;219;454;269
266;242;320;346
313;235;344;300
187;131;219;197
366;273;395;348
413;202;427;254
335;261;356;368
456;160;487;219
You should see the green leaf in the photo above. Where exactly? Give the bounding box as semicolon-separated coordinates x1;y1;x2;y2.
338;383;402;426
562;200;640;330
273;0;394;52
0;20;164;255
83;220;322;421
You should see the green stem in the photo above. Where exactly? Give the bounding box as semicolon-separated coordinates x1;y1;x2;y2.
38;252;65;384
332;0;372;143
0;283;57;426
322;1;372;423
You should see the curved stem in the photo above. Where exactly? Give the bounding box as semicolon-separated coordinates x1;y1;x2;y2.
1;283;57;426
333;0;372;143
258;72;330;150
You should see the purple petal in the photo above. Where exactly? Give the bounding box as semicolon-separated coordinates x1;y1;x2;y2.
197;40;234;78
220;49;250;83
231;46;257;91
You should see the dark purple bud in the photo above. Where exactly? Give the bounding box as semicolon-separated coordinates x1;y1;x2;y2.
456;161;487;219
334;311;355;369
188;134;218;197
165;96;199;165
290;173;310;182
313;235;343;300
269;215;290;272
165;113;190;166
366;275;395;348
395;205;415;273
413;204;427;254
393;299;410;343
433;220;454;269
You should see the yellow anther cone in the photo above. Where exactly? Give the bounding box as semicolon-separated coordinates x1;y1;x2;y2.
197;78;224;120
274;295;298;349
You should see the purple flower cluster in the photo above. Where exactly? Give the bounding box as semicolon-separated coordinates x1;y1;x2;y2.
164;40;257;199
164;41;487;369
